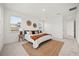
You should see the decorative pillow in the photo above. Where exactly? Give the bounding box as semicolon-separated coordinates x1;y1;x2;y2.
24;30;27;34
32;31;35;34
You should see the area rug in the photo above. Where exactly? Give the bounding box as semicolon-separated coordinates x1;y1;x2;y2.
22;40;64;56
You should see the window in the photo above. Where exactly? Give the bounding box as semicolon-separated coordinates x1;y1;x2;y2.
10;16;21;31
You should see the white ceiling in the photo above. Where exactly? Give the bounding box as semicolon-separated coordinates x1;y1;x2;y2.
4;3;79;18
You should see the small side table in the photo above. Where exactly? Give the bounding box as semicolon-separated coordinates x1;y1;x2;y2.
18;31;24;42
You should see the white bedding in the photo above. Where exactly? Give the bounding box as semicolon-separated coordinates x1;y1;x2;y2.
24;32;52;48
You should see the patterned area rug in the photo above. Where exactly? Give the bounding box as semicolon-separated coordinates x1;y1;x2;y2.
22;40;64;56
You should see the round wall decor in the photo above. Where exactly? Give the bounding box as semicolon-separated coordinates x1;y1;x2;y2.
33;23;37;28
26;20;32;26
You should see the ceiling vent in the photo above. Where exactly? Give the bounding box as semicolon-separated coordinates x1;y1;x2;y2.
69;7;77;11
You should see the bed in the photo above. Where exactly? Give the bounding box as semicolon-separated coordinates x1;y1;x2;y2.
24;32;52;48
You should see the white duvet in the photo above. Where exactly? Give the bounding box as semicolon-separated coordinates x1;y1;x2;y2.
24;32;52;48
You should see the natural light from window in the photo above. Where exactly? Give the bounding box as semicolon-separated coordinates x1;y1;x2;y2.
10;16;21;31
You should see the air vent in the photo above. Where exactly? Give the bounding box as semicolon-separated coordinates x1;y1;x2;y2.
69;7;77;11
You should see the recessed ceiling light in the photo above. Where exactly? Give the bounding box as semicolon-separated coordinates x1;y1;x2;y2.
42;8;46;12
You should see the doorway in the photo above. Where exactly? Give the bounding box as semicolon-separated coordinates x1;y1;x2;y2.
63;11;77;39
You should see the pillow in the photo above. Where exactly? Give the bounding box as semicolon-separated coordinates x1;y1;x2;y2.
40;30;42;33
24;30;27;34
32;31;35;34
37;30;39;34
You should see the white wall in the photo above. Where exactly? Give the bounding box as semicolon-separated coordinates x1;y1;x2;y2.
4;9;26;44
66;21;74;37
44;15;63;39
0;4;4;51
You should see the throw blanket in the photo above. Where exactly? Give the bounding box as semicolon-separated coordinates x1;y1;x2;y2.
31;33;50;41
